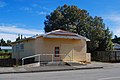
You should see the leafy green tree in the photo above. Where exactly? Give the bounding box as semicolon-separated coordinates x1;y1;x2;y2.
114;35;118;39
112;35;120;44
6;40;12;46
44;4;113;53
44;4;89;33
0;38;6;46
16;34;21;41
0;39;12;46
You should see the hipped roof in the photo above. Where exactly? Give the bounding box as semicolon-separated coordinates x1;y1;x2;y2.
42;30;90;41
13;29;90;43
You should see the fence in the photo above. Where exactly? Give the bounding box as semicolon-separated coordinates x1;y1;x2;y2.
86;53;91;63
94;51;120;62
0;53;12;59
22;54;72;66
0;53;15;67
0;59;16;67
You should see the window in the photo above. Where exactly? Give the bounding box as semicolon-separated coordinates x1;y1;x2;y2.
20;44;24;52
55;47;59;57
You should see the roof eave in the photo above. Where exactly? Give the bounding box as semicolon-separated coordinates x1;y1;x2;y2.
43;35;85;40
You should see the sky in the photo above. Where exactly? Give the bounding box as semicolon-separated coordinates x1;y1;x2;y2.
0;0;120;41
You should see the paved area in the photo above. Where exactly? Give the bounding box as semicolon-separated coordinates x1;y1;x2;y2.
0;62;120;74
88;62;120;68
1;67;120;80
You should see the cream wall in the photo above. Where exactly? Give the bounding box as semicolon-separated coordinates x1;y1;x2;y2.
35;37;87;62
12;44;17;59
21;40;35;58
12;37;89;63
12;39;35;59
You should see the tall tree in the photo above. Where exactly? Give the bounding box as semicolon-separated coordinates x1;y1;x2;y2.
44;4;90;33
0;38;6;46
0;39;12;46
6;40;12;46
112;35;120;44
44;4;113;53
16;34;21;41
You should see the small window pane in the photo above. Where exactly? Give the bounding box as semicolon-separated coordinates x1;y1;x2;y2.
55;47;59;57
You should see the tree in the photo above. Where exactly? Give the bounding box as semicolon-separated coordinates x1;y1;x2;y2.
112;35;120;44
6;40;12;46
0;38;12;46
0;38;6;46
16;34;21;41
44;4;113;53
114;35;118;39
44;4;90;33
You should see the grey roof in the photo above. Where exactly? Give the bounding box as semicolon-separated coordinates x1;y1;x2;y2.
42;30;90;41
13;29;90;43
113;43;120;46
113;43;120;49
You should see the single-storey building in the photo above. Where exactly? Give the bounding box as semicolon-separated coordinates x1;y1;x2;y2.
12;30;91;64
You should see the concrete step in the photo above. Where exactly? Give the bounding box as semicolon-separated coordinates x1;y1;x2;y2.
65;62;87;66
22;62;65;67
23;62;40;68
46;61;66;66
22;61;87;68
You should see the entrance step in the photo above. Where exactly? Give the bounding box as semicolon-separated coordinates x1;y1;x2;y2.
65;62;87;66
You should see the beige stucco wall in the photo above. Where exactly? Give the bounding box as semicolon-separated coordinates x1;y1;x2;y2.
12;39;35;59
12;37;90;63
35;37;87;62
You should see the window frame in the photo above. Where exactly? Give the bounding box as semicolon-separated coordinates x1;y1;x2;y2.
54;47;60;57
20;43;24;52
